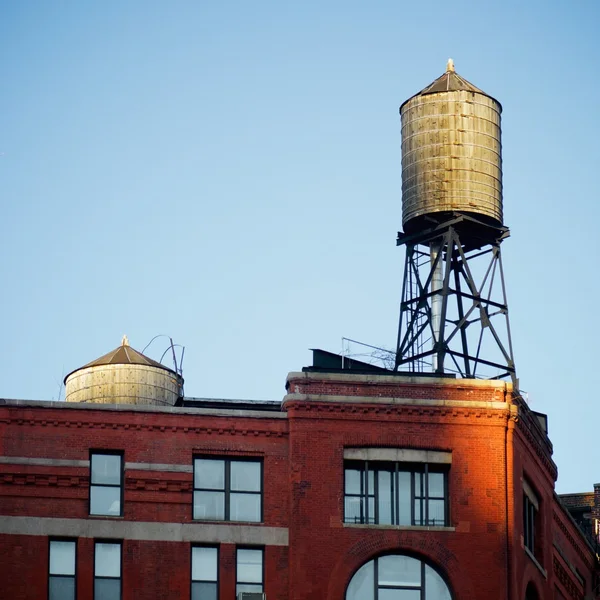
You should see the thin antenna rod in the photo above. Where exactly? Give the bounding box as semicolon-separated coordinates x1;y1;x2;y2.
142;334;168;355
169;337;178;374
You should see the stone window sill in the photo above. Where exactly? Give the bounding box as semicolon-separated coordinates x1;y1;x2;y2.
344;523;455;532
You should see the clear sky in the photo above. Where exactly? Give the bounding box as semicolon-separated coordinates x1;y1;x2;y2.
0;1;597;494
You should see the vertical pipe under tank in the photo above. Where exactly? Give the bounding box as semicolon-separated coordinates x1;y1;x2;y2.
430;242;443;371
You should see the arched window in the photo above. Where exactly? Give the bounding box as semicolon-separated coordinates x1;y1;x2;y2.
346;554;452;600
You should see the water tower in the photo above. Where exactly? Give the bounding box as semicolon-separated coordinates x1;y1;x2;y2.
64;336;184;406
395;60;516;386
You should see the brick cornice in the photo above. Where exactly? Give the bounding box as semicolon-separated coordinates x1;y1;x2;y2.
553;510;595;569
513;415;558;482
284;400;510;423
1;416;287;438
286;371;511;404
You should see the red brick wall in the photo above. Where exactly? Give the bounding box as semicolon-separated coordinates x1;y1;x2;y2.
0;403;289;599
1;373;597;600
0;404;288;525
285;398;510;600
0;534;48;599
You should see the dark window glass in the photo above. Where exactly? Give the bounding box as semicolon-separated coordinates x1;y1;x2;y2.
94;578;120;600
193;458;262;522
49;576;75;600
344;461;448;526
523;493;538;556
191;582;218;600
90;453;122;516
49;540;75;600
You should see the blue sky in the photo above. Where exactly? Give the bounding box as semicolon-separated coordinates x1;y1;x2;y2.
1;1;598;493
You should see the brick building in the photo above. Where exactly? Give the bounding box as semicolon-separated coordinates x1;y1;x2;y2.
2;62;599;599
559;488;600;558
0;345;598;599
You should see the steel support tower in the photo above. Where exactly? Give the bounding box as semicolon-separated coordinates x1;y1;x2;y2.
395;213;517;387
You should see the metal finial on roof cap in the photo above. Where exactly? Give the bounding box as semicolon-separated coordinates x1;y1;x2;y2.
121;335;129;346
446;58;455;73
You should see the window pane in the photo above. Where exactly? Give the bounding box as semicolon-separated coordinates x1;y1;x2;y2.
192;582;217;600
414;472;422;496
367;469;375;494
398;472;411;526
425;565;452;600
377;470;393;525
49;576;75;600
368;497;375;524
95;543;121;577
428;472;444;497
230;461;261;492
379;589;420;600
94;578;120;600
193;491;225;520
192;547;217;581
90;486;121;516
345;469;362;494
230;492;261;522
414;499;422;525
91;455;121;485
237;549;262;583
236;583;263;594
378;555;421;587
345;497;363;524
346;560;374;600
50;541;75;575
428;499;445;526
194;459;224;490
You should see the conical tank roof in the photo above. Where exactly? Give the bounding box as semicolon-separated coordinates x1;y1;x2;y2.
400;59;501;111
64;335;176;383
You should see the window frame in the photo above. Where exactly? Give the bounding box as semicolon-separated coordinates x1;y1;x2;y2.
235;547;264;596
191;545;219;600
89;451;124;517
192;456;263;523
344;460;449;527
93;540;122;600
523;478;541;561
48;538;77;600
523;492;537;554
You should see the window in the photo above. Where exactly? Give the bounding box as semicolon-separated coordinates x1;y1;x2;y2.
236;548;263;595
94;542;121;600
523;494;537;553
191;547;218;600
523;479;540;558
344;461;448;526
346;554;452;600
49;539;76;600
90;452;123;516
193;458;262;522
